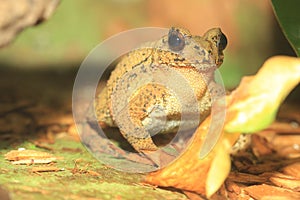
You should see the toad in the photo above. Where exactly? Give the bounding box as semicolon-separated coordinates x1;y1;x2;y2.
95;27;227;152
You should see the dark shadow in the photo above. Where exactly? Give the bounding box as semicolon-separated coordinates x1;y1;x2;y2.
0;61;78;149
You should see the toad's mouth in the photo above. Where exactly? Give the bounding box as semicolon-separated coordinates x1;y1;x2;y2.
170;63;218;73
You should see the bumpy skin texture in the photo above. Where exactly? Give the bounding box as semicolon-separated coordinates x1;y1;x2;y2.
95;27;227;152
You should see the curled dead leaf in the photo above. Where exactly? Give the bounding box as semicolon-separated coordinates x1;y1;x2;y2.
225;56;300;133
145;115;240;197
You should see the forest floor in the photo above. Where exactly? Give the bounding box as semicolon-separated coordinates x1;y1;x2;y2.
0;67;299;200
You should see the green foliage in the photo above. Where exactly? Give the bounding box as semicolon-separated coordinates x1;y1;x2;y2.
271;0;300;57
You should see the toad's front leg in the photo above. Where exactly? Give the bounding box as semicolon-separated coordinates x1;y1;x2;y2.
112;83;177;152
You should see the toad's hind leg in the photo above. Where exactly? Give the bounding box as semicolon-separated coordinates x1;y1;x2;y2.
112;84;173;152
95;86;115;127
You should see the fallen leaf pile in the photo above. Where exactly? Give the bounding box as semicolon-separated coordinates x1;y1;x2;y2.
221;124;300;199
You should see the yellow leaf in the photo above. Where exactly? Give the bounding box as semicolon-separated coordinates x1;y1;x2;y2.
225;56;300;133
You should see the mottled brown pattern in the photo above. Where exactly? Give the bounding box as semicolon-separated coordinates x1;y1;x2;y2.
95;27;227;152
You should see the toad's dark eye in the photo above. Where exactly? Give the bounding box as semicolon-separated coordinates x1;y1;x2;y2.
168;28;185;51
218;33;227;51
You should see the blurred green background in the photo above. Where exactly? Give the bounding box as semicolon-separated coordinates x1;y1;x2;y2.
0;0;295;88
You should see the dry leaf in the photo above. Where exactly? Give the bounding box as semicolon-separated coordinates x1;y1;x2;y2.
282;162;300;179
31;166;64;173
227;172;269;184
4;149;61;164
270;173;300;191
243;184;300;199
251;134;274;157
